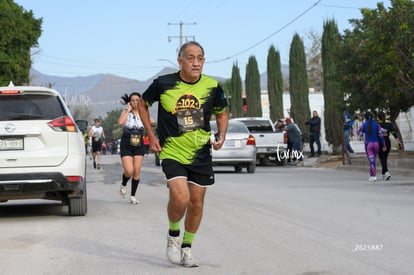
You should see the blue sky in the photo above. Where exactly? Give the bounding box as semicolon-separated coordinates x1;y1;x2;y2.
15;0;390;81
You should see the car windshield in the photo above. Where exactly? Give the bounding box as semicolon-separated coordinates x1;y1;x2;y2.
0;94;65;121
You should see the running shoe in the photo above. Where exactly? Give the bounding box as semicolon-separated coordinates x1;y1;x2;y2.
130;196;139;204
368;176;377;182
119;186;127;198
181;247;199;268
383;172;391;180
166;235;181;264
93;161;96;169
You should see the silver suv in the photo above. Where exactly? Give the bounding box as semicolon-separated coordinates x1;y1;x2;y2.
0;84;88;216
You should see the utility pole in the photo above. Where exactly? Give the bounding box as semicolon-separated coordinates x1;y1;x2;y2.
168;21;196;53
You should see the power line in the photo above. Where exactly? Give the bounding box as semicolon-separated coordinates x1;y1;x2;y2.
206;0;323;64
320;4;360;10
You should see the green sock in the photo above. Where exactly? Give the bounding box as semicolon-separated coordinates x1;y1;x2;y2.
168;221;181;237
182;230;196;248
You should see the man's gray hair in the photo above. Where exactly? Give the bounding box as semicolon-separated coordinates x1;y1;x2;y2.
177;41;205;58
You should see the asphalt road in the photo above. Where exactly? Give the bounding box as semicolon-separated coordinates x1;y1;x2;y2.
1;154;413;275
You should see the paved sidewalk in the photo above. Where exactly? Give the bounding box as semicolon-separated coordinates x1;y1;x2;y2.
335;151;414;177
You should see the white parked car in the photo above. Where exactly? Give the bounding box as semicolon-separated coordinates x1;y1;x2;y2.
0;84;88;216
210;120;257;173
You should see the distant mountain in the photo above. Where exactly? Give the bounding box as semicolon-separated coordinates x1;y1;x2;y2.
29;68;179;118
29;71;106;95
29;65;289;118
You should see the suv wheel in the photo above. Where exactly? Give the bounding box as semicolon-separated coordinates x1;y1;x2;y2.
68;187;87;216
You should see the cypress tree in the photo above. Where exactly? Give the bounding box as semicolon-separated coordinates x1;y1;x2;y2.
267;45;284;122
322;19;343;153
230;62;243;118
245;56;262;117
289;33;311;141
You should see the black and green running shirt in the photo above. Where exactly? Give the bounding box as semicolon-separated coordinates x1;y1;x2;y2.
142;72;228;166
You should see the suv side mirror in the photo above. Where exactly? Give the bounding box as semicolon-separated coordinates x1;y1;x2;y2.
76;120;88;132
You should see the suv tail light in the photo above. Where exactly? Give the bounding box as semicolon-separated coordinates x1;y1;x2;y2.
48;116;78;132
0;90;20;95
246;134;256;146
66;176;83;183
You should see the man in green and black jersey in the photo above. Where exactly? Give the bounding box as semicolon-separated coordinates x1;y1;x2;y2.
138;41;228;267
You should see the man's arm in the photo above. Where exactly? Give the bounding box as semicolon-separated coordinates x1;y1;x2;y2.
212;111;229;150
138;98;161;152
306;117;319;125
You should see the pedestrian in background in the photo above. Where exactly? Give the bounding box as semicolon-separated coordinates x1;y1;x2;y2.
357;112;386;181
117;92;145;204
305;110;322;157
83;131;92;160
138;41;229;268
377;111;402;180
285;117;303;166
275;119;285;132
343;111;354;154
143;135;150;155
89;118;105;169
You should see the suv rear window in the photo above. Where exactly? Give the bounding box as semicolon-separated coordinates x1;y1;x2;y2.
0;94;66;121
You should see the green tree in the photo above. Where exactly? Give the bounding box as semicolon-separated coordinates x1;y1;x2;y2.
267;45;284;122
337;0;414;148
0;0;42;85
289;33;311;141
245;55;262;117
321;19;343;153
230;62;243;118
100;109;123;142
